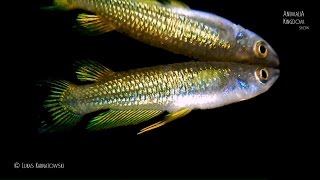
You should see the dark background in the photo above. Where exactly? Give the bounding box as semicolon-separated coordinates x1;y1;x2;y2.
2;0;316;179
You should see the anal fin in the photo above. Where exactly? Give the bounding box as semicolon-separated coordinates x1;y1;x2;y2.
87;109;164;131
138;108;192;135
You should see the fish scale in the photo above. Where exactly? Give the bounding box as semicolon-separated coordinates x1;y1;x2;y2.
66;62;224;114
42;0;281;133
52;0;279;67
43;61;279;133
73;0;228;55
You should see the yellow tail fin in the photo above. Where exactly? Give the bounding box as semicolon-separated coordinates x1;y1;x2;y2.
41;80;82;133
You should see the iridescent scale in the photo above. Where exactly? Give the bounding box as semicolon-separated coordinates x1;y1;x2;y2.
67;62;231;114
75;0;231;58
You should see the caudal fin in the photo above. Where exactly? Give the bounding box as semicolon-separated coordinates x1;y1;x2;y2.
40;80;82;133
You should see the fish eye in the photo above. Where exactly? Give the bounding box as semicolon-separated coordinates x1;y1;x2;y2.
254;41;268;58
256;68;269;83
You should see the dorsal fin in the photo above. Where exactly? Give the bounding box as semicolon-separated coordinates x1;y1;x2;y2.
165;0;190;8
142;0;190;8
74;60;115;82
76;13;115;36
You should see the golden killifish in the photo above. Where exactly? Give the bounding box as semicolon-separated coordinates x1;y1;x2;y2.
50;0;279;67
42;61;279;134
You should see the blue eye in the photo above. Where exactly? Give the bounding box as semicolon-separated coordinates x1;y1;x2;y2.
237;78;249;89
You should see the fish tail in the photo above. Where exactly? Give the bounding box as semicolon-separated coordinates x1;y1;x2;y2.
40;80;82;133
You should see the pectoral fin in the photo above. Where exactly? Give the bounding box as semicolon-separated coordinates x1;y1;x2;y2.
138;108;192;135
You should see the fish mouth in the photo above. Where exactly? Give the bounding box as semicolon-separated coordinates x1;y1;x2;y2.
266;43;280;68
268;53;280;68
265;44;280;80
268;68;280;85
273;68;280;76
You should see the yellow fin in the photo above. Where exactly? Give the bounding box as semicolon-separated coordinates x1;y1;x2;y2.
192;69;228;88
138;108;192;135
41;80;82;133
166;0;190;8
76;14;115;35
75;60;114;82
53;0;76;10
143;0;189;8
139;0;162;5
87;109;164;131
41;0;76;11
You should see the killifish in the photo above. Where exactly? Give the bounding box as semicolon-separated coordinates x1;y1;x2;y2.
50;0;279;67
42;60;279;134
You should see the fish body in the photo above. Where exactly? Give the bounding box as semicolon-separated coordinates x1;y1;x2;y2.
43;61;279;133
52;0;279;67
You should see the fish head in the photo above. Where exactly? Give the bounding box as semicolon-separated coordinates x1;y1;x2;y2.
230;25;280;68
228;65;280;101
